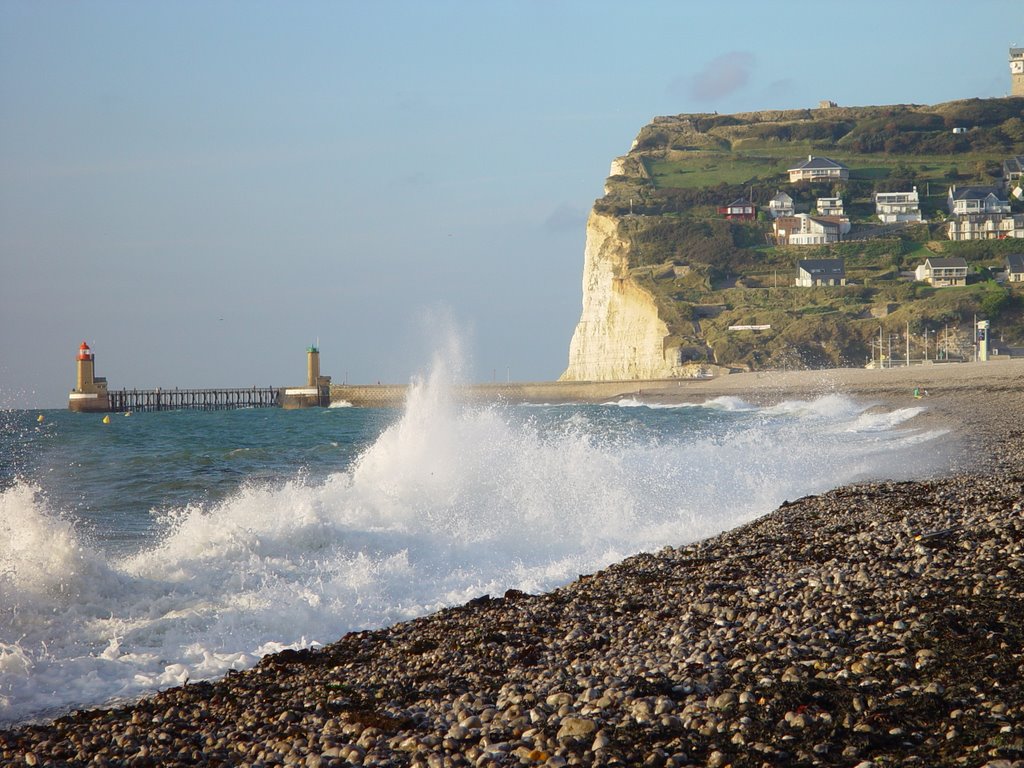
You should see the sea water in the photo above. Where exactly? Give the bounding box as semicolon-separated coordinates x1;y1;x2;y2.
0;364;949;725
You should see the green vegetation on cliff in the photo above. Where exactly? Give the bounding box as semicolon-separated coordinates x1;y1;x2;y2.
600;98;1024;369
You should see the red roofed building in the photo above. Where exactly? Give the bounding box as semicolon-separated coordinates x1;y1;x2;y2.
718;197;756;221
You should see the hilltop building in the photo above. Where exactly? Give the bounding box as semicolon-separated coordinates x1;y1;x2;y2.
1011;47;1024;96
68;342;110;412
787;156;849;183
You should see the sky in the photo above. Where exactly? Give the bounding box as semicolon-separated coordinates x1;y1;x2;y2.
1;0;1020;408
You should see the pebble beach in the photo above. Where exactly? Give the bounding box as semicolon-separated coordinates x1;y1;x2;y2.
3;361;1023;768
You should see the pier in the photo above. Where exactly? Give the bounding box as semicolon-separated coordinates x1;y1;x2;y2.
68;342;326;413
107;387;280;412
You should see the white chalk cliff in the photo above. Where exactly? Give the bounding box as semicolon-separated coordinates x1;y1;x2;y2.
561;208;680;381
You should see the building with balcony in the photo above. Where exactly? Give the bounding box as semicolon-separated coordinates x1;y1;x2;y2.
947;185;1010;216
816;197;844;216
915;257;969;287
947;213;1024;241
874;188;922;223
787;155;849;183
768;191;794;218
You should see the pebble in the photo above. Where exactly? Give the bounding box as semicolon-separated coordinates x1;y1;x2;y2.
2;391;1023;766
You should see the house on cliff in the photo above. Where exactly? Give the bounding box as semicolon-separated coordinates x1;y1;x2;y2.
945;186;1017;241
768;191;795;218
718;198;756;221
816;197;844;217
947;185;1010;215
947;213;1024;241
1003;156;1024;192
787;155;849;183
915;257;968;287
795;259;846;287
774;213;842;245
1007;253;1024;282
874;188;922;223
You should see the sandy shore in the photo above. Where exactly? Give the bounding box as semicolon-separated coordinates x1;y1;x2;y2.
2;362;1022;767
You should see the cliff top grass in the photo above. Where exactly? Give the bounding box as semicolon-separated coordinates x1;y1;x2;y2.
595;97;1024;369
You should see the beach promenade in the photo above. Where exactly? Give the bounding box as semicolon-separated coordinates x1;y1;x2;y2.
3;361;1023;767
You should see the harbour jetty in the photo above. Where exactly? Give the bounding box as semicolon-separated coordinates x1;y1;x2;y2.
67;340;709;412
277;345;332;409
106;387;280;412
68;342;329;412
69;339;1021;413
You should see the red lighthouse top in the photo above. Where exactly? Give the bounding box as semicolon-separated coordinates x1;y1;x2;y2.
77;342;94;361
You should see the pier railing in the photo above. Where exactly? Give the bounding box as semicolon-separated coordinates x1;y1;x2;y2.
108;387;280;412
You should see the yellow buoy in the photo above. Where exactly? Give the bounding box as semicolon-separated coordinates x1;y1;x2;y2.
37;414;44;423
102;415;111;424
124;411;132;417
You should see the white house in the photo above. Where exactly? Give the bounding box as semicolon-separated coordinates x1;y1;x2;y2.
874;188;922;223
947;213;1024;241
774;214;842;245
796;259;846;287
768;191;795;218
787;155;849;183
947;185;1011;215
915;257;968;287
816;197;844;216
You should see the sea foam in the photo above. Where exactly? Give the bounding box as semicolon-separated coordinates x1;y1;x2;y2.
0;363;948;724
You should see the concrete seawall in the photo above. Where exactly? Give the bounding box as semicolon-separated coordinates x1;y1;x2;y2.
330;360;1024;408
329;380;698;407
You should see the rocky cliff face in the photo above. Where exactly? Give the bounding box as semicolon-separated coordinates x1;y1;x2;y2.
560;208;680;381
561;99;1024;379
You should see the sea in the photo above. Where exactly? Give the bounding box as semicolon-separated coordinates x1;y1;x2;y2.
0;363;950;726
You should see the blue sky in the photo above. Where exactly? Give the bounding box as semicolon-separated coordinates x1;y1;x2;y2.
1;0;1020;408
